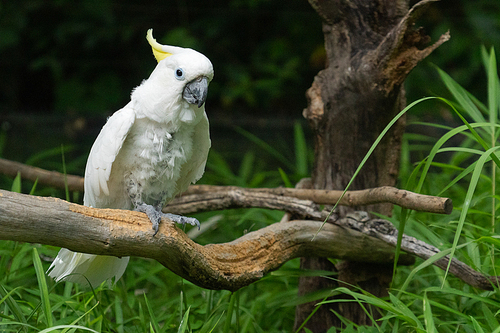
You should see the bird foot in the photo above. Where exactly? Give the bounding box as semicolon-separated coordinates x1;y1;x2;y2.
135;204;162;235
163;213;200;230
135;204;200;236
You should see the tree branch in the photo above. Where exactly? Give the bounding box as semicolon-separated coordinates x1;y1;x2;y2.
374;0;451;93
178;185;452;215
0;157;84;192
0;189;497;291
0;158;452;214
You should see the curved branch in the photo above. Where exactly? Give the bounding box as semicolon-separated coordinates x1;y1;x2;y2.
179;185;452;215
0;189;497;291
0;158;451;214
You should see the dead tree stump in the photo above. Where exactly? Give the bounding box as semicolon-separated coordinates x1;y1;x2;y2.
294;0;450;330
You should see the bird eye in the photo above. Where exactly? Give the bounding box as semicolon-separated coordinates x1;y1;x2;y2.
175;68;185;80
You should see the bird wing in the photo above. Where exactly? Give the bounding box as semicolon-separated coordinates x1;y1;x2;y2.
84;106;136;207
175;112;211;195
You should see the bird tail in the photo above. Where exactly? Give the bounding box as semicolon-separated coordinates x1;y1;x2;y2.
47;248;129;288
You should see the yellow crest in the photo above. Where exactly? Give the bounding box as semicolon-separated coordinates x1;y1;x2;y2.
146;29;172;63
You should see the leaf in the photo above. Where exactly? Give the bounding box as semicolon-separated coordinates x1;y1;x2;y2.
470;316;486;333
0;284;28;331
476;236;500;248
234;126;292;170
397;241;470;296
443;145;500;283
11;171;21;193
177;306;191;333
32;248;53;327
278;168;293;188
114;294;124;333
38;325;99;333
415;121;496;194
422;293;436;333
223;292;237;333
144;293;161;333
294;121;308;176
435;66;486;124
481;302;500;331
388;293;423;330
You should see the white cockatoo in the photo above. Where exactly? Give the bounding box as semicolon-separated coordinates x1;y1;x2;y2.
47;29;213;287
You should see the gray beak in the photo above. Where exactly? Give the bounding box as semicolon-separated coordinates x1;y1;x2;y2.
183;76;209;108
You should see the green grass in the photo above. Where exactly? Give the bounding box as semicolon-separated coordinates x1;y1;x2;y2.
1;48;500;332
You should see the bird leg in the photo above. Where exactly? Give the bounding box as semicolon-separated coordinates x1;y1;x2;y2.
135;203;200;236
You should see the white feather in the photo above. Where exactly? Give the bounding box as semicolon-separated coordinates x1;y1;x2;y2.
47;42;213;288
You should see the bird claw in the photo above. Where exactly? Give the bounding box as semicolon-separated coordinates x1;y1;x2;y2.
135;204;200;236
163;213;201;230
135;204;162;236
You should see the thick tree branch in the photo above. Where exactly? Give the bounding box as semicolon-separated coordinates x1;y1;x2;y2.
0;189;497;291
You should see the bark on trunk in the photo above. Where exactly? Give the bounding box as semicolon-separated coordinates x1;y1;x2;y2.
295;0;449;330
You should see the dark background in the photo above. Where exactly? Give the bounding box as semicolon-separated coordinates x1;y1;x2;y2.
0;0;498;187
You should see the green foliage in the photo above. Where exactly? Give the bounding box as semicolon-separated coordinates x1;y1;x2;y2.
3;52;500;331
1;1;500;327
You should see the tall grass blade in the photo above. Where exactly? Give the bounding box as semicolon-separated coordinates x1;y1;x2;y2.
115;294;124;333
144;293;161;333
441;99;500;168
29;178;38;195
60;302;100;333
392;207;408;285
425;286;500;307
234;126;292;169
11;172;21;193
294;121;308;176
223;292;236;333
238;151;255;184
294;296;329;333
397;242;470;297
38;326;99;333
61;144;70;202
470;316;486;333
482;46;499;235
33;248;53;327
443;146;500;283
278;168;293;188
414;121;496;194
481;302;500;331
435;66;486;124
25;145;74;166
388;293;423;330
177;306;190;333
200;311;225;333
481;46;499;123
422;292;436;333
32;248;53;327
0;284;28;331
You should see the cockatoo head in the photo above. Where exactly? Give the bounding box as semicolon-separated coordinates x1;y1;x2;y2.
132;29;214;124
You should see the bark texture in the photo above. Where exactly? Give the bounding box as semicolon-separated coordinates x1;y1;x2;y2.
1;190;497;292
295;0;449;330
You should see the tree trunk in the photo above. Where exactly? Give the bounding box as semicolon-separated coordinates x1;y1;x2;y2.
294;0;449;330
